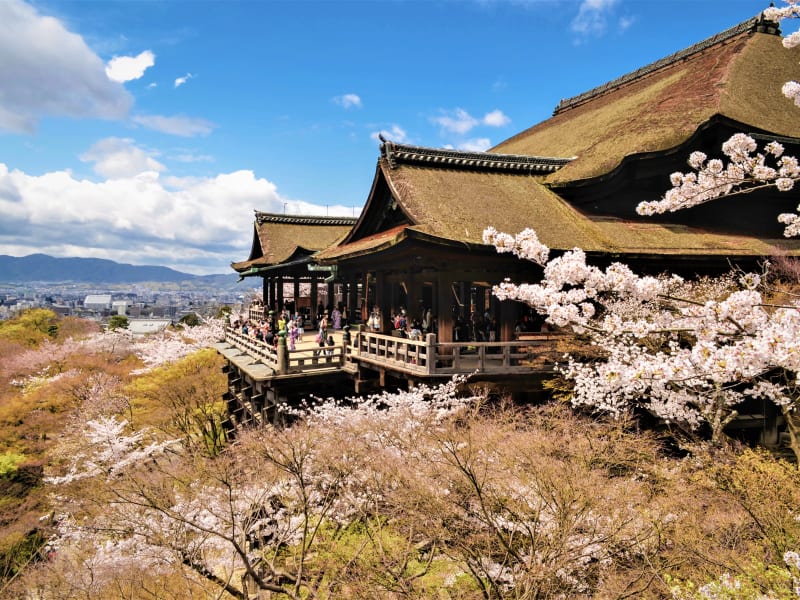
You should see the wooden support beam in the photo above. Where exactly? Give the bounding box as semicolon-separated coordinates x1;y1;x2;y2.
436;273;454;345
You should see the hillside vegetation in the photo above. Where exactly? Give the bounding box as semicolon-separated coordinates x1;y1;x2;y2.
0;309;798;599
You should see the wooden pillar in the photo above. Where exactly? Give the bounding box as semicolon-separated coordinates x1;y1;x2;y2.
277;276;284;312
361;272;370;322
388;281;397;315
262;277;269;306
476;285;486;315
375;271;387;333
270;277;278;312
436;273;454;344
458;282;468;320
499;299;519;342
406;272;423;322
760;399;780;447
327;281;334;311
346;280;357;322
310;274;319;323
293;277;300;312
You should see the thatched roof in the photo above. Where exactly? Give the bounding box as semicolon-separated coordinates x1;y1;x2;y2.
270;15;800;270
315;154;800;263
232;213;356;273
492;14;800;184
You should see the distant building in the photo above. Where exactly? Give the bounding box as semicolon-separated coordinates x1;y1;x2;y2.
128;319;171;335
111;300;129;316
51;304;72;317
84;294;112;311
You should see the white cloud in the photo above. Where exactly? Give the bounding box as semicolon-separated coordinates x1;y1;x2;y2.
80;137;166;179
618;15;635;32
105;50;155;83
0;162;349;275
482;109;510;127
174;73;193;88
333;93;362;109
432;108;479;135
571;0;618;37
170;152;214;163
0;0;132;133
370;125;409;143
132;114;216;137
458;138;492;152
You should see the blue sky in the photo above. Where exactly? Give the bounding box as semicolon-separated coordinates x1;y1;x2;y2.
0;0;780;274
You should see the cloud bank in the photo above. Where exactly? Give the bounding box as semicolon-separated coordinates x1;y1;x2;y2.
0;161;354;275
0;0;133;133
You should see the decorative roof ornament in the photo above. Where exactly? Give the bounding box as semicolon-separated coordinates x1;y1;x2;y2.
378;139;573;173
254;212;358;226
553;14;781;115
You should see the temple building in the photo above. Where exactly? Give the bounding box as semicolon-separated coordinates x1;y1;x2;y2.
232;213;356;323
234;13;800;344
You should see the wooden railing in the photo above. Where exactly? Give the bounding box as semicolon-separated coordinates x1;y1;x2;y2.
225;326;344;374
285;345;344;373
348;330;561;375
348;331;434;375
225;326;561;378
226;327;278;364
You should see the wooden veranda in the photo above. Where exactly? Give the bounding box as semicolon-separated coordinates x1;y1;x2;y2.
214;324;563;428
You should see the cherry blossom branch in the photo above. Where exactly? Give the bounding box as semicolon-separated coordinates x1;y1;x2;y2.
636;136;800;237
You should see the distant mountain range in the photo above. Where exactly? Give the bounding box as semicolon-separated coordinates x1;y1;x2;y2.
0;254;242;289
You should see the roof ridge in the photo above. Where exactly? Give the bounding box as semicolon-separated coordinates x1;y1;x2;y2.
553;13;780;116
379;139;574;173
255;212;358;226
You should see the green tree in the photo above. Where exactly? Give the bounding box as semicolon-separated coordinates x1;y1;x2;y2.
179;313;200;327
0;309;58;347
127;349;228;456
107;315;129;331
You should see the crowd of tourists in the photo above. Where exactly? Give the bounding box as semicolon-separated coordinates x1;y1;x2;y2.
231;303;350;353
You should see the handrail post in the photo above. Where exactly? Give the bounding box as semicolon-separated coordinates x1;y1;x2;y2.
425;333;436;375
277;328;288;374
341;325;350;366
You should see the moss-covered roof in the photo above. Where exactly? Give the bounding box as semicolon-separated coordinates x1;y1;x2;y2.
231;213;356;273
492;16;800;184
253;16;800;270
316;159;800;262
381;159;602;249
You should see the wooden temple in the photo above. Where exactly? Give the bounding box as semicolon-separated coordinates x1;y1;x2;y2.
312;13;800;344
231;212;356;323
218;12;800;441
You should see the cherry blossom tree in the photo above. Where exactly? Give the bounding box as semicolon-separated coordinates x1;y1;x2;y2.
41;378;484;599
130;317;225;373
482;2;800;455
483;226;800;453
